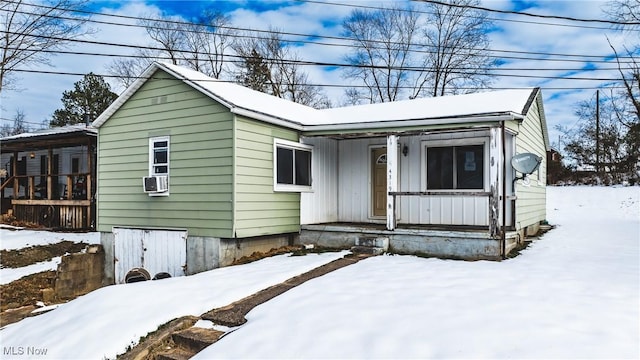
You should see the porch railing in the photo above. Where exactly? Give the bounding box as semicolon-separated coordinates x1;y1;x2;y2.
6;173;93;201
388;190;498;236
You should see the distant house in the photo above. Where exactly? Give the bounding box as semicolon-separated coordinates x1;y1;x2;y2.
0;124;97;229
93;62;549;284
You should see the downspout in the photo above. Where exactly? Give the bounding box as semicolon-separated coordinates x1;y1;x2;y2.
501;121;507;259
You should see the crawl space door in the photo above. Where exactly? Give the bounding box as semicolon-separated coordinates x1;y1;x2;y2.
113;228;187;284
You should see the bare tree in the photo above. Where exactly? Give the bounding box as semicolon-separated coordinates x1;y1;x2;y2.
183;10;235;79
0;109;29;136
561;92;636;184
139;14;185;66
604;0;640;25
107;9;235;87
0;0;92;93
602;1;640;182
234;29;331;108
418;0;495;97
341;5;419;103
341;1;495;103
105;55;153;90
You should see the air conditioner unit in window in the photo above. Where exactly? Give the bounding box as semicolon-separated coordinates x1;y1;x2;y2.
143;176;168;193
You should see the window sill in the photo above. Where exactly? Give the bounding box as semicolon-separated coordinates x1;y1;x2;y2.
274;184;313;193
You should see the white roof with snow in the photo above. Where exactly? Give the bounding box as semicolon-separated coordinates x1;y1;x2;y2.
94;62;540;132
0;124;97;141
319;90;533;125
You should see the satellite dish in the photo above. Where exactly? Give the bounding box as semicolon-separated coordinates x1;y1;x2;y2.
511;153;542;175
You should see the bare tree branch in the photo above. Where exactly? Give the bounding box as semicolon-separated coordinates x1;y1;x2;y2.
0;0;93;93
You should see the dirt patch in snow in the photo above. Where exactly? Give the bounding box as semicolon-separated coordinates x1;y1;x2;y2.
0;271;57;312
1;241;90;325
1;241;88;268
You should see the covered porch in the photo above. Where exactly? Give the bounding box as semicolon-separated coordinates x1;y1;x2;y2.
0;125;97;229
300;124;522;260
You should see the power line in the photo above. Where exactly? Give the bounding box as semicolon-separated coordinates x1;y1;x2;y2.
3;44;631;73
9;68;626;84
300;0;640;31
2;0;634;62
0;0;632;105
2;28;636;69
11;0;637;31
413;0;640;25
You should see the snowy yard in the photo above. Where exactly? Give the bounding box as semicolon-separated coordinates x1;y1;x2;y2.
0;229;99;285
0;186;638;359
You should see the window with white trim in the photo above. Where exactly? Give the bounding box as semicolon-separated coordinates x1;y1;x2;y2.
425;141;487;190
148;136;170;194
150;136;169;176
274;139;312;192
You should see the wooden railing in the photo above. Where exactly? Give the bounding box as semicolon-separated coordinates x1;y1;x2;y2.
0;175;14;192
6;173;92;201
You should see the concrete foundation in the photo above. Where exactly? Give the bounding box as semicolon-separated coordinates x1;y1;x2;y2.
100;230;294;283
218;234;294;267
186;236;220;275
299;224;521;261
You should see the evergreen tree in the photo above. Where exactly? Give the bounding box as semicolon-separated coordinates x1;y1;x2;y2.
49;73;118;127
236;49;271;92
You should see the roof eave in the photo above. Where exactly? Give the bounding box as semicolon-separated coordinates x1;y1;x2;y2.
231;107;305;131
301;112;523;134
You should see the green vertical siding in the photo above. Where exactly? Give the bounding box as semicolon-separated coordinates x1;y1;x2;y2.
233;116;301;237
97;69;234;238
515;95;547;230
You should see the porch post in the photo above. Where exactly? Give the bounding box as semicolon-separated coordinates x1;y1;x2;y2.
47;148;53;200
386;135;398;231
489;127;502;238
12;152;18;199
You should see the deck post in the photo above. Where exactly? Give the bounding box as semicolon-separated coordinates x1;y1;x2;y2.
12;152;18;200
47;148;53;200
386;135;398;231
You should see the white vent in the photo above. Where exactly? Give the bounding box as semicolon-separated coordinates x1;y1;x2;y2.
143;176;168;193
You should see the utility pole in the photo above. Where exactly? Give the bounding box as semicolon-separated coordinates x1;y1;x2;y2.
595;90;600;176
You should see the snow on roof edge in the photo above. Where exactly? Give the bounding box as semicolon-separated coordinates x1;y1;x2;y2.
92;62;542;133
1;124;97;141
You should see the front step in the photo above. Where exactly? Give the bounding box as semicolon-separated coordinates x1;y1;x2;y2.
351;236;388;255
350;245;385;255
155;327;225;360
155;348;192;360
172;327;225;353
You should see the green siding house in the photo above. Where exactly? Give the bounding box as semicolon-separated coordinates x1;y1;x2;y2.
94;62;549;283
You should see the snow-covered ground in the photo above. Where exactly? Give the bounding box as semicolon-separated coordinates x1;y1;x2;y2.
0;250;349;359
0;229;99;285
0;257;62;285
0;186;638;359
0;229;99;251
197;186;640;359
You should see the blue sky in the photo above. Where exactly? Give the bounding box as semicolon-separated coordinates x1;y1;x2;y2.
0;0;631;147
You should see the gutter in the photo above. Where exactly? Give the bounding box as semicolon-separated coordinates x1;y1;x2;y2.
301;113;523;133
